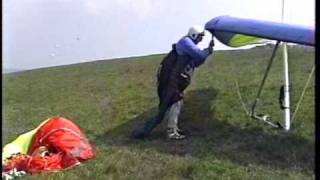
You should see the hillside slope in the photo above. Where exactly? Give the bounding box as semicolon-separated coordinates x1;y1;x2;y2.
3;45;315;179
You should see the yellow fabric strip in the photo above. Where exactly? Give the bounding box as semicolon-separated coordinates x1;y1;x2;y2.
2;118;51;160
229;34;270;47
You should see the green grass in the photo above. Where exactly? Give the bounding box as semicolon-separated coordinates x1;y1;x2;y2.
2;45;315;179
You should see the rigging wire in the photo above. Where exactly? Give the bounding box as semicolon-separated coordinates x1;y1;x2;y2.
291;65;315;124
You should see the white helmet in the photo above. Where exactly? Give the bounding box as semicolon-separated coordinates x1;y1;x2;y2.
188;25;205;40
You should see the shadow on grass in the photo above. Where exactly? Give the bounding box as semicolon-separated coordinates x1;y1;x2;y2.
95;88;314;173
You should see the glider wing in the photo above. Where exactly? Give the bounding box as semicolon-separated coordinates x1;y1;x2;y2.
205;16;314;47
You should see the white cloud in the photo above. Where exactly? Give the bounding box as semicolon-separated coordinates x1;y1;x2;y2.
83;0;164;20
84;0;114;16
117;0;152;19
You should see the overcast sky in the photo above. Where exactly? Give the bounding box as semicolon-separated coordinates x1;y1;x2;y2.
3;0;315;71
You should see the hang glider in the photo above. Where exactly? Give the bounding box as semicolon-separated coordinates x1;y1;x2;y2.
204;15;315;131
205;16;315;47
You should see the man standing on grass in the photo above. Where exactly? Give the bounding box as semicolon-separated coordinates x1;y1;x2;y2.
132;25;215;140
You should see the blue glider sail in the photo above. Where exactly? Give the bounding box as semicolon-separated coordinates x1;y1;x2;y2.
205;16;315;47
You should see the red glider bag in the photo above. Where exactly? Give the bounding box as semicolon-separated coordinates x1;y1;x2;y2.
3;117;95;174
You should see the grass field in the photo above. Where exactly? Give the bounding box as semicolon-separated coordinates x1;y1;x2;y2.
2;45;315;179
